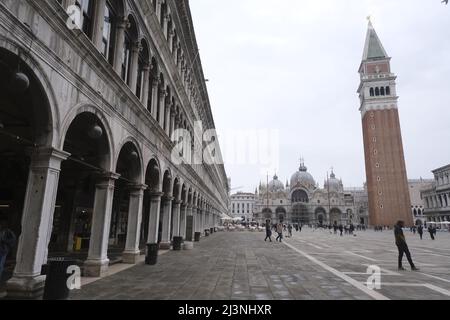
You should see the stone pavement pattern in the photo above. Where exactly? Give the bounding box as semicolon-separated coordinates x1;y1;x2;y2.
71;229;450;300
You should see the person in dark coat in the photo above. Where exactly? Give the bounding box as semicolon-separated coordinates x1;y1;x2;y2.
428;225;435;240
339;224;344;236
394;220;419;271
264;225;272;242
417;225;423;240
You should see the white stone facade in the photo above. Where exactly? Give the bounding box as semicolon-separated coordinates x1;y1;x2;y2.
0;0;228;298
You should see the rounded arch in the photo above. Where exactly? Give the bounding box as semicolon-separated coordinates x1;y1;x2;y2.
0;41;59;148
162;168;172;196
115;137;144;184
291;189;309;203
145;157;161;192
60;104;115;171
172;176;181;200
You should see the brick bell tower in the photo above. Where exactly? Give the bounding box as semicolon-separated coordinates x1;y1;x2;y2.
357;21;413;227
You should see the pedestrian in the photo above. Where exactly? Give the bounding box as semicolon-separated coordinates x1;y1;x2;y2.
333;223;338;235
264;225;272;242
394;220;419;271
339;224;343;236
349;223;355;235
299;224;302;232
417;225;423;240
0;217;16;281
276;222;283;242
288;224;293;238
428;225;435;240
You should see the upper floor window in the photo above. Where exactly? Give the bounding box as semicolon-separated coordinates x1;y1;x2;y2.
102;1;117;65
369;88;374;97
75;0;94;38
386;86;391;95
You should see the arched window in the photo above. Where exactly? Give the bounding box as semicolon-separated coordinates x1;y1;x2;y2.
380;87;385;96
375;87;380;96
122;16;138;84
75;0;95;38
136;41;149;99
369;88;374;97
101;0;120;65
386;86;390;95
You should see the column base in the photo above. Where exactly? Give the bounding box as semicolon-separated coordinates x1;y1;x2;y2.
183;241;194;250
159;242;171;250
6;275;46;300
122;251;141;264
83;259;109;277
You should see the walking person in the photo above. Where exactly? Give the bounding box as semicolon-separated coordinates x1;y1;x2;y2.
339;224;344;237
264;225;272;242
0;218;16;282
417;225;423;240
428;225;435;240
287;224;293;238
276;222;283;242
394;220;419;271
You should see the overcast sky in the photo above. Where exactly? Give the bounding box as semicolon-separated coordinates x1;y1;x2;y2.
189;0;450;192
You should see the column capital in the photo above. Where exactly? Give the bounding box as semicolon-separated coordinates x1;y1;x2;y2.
174;200;183;205
30;147;71;171
128;183;148;192
162;196;175;202
117;16;129;29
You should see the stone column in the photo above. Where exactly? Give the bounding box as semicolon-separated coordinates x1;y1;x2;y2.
168;29;175;52
150;78;159;118
159;196;174;249
169;109;176;138
172;201;182;237
128;42;141;94
155;0;162;21
180;204;187;239
113;17;128;76
7;148;69;299
147;192;163;244
162;14;169;39
193;206;199;233
91;0;107;52
123;184;147;264
164;103;172;135
84;173;120;277
158;89;166;128
141;64;151;108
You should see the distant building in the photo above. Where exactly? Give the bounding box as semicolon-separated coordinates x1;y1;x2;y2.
421;165;450;223
230;192;257;222
252;162;369;226
408;179;434;225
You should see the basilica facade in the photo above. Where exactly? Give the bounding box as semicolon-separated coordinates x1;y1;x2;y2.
253;162;369;226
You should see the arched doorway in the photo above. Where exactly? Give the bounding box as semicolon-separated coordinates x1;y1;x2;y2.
53;111;111;260
108;141;142;262
292;204;309;224
330;208;341;225
315;207;326;226
0;48;54;285
141;158;161;247
275;207;286;223
159;170;172;249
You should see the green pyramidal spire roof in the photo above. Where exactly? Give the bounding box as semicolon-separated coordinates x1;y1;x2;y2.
362;21;388;60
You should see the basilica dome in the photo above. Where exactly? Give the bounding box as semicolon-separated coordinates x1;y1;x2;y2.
290;162;316;190
325;171;343;193
268;175;285;193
